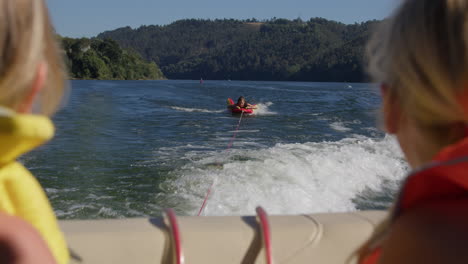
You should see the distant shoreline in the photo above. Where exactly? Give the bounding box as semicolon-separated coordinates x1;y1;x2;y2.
69;78;366;84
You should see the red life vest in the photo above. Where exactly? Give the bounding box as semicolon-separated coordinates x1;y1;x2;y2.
362;136;468;264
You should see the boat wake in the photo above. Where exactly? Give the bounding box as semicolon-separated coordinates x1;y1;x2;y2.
159;135;408;216
170;106;224;113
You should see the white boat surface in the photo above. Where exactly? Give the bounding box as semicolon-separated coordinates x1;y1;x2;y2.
61;210;386;264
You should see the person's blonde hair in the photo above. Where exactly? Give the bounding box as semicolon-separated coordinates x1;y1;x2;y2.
0;0;67;115
358;0;468;261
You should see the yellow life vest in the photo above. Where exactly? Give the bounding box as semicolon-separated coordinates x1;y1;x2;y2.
0;108;69;263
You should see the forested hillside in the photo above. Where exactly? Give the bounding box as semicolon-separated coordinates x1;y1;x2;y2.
98;18;378;82
60;37;165;80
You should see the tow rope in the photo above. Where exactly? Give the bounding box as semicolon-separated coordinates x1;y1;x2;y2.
197;111;245;216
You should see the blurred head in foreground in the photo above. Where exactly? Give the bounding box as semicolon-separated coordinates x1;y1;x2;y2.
0;1;69;263
0;0;67;115
358;0;468;263
367;0;468;168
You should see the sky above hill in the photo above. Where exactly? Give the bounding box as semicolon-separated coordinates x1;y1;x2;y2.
47;0;397;38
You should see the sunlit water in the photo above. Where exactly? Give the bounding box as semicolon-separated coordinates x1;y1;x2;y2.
22;80;408;219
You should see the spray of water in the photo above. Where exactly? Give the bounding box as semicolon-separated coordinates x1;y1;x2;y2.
254;102;277;115
161;135;408;216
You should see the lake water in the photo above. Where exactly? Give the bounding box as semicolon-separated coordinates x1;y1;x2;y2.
22;80;408;219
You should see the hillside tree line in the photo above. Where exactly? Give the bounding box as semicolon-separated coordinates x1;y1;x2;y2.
97;18;378;82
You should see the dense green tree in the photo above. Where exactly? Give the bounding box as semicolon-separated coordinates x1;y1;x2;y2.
96;18;379;81
60;37;165;80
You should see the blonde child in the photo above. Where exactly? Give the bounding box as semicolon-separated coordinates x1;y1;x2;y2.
0;0;69;263
359;0;468;263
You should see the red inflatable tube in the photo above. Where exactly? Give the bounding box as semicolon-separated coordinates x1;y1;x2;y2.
226;98;256;114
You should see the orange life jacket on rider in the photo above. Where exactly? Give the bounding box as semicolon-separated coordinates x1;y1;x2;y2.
362;136;468;264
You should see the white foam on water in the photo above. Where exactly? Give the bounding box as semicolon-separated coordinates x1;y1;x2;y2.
330;122;352;132
149;144;218;163
163;135;408;216
228;141;265;147
227;130;260;133
86;194;115;200
97;207;120;217
254;102;277;115
170;106;224;113
45;188;79;200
